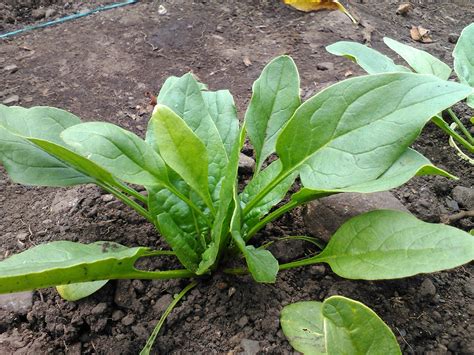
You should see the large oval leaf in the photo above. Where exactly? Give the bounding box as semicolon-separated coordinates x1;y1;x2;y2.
280;301;326;354
326;41;409;74
384;37;451;80
0;105;95;186
151;73;228;201
281;296;400;355
453;23;474;108
314;210;474;280
0;105;81;144
151;105;213;210
276;73;472;190
245;55;301;172
202;90;239;159
62;122;169;186
0;241;193;294
323;296;400;354
0;128;94;186
291;148;454;203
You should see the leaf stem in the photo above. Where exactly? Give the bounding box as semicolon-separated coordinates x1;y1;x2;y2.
447;108;474;145
242;170;290;216
116;181;148;204
140;280;198;355
431;116;474;153
223;254;324;276
245;199;300;241
96;182;155;223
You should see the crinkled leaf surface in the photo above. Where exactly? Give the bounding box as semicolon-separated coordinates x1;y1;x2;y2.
281;301;326;354
240;160;297;230
291;148;454;203
202;90;239;158
0;242;148;294
56;280;108;301
326;41;409;74
281;297;400;355
197;125;244;275
384;37;451;80
245;55;300;171
453;23;474;107
313;210;474;280
151;105;212;209
153;73;228;201
61;122;169;186
155;213;203;272
276;73;472;191
0;105;94;186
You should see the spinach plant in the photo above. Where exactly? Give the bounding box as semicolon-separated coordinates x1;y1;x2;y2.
327;22;474;164
0;54;474;353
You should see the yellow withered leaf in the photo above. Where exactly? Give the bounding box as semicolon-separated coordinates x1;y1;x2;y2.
283;0;356;23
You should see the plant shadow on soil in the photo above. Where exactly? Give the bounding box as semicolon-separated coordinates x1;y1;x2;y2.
0;1;473;353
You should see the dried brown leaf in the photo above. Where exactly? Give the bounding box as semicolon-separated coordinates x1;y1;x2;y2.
410;25;433;43
396;3;413;16
283;0;356;23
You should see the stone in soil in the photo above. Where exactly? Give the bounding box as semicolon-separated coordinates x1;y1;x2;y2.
240;338;261;355
304;191;409;242
452;186;474;209
0;291;33;314
419;278;437;297
239;153;255;174
2;95;19;105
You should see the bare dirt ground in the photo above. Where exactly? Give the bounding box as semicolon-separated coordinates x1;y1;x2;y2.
0;1;473;353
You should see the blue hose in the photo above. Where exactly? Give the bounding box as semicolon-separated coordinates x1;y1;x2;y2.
0;0;138;39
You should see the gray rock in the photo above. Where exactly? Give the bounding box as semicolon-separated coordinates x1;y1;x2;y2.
2;95;19;105
419;278;436;297
240;339;261;355
304;191;409;242
101;194;114;202
239;153;255;174
121;314;135;326
91;302;107;315
50;188;82;215
3;64;18;73
418;279;436;296
452;186;474;209
0;292;33;314
31;8;46;20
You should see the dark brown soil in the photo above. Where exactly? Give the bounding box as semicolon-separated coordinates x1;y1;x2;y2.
1;1;473;354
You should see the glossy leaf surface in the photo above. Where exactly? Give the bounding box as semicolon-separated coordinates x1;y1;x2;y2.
314;210;474;280
384;37;451;80
245;56;300;171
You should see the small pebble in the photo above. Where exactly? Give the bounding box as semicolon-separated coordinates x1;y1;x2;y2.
101;194;114;202
91;302;107;315
3;64;18;73
2;95;19;105
419;278;436;297
121;314;135;326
